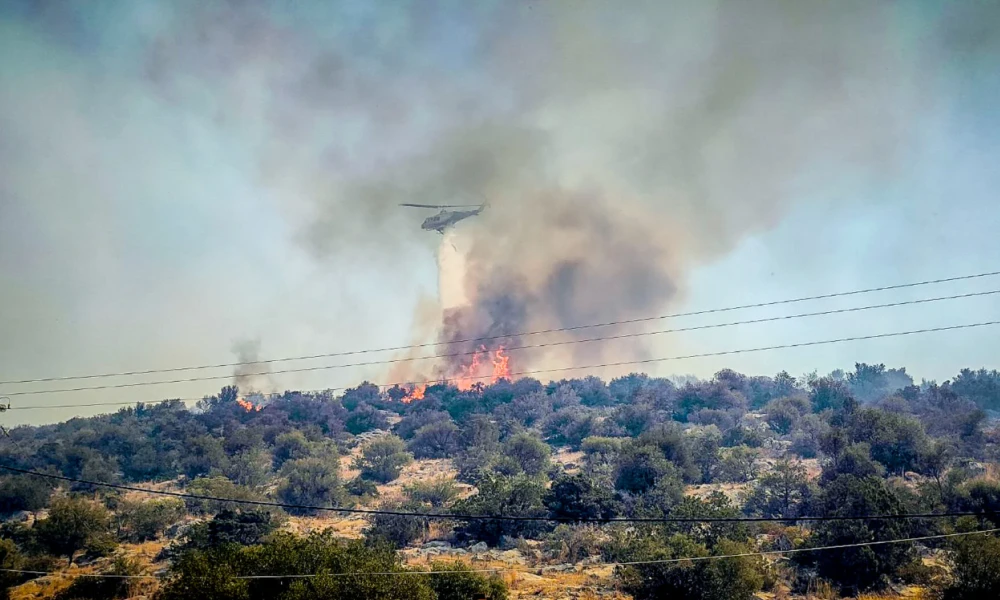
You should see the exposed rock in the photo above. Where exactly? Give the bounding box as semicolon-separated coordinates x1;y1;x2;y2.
423;540;452;549
469;541;489;553
498;549;526;565
9;510;31;523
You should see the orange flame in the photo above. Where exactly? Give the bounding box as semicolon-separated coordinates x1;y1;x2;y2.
236;398;262;412
402;384;426;403
453;345;512;391
492;346;511;381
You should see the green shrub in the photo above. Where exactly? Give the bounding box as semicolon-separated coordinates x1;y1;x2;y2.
185;477;269;515
276;458;345;515
503;433;551;477
427;561;508;600
0;475;54;513
158;532;434;600
183;509;278;550
452;473;547;546
345;477;379;498
403;478;460;507
408;421;460;459
34;497;114;562
54;555;145;600
115;498;186;542
943;532;1000;600
353;436;412;484
364;501;428;549
616;536;764;600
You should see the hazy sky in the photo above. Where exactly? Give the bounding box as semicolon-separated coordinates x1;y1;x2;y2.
1;1;998;425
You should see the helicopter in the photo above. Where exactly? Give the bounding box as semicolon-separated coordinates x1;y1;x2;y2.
400;201;487;233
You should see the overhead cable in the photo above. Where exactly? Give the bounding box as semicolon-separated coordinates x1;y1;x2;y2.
7;319;1000;403
2;528;995;580
3;269;997;386
0;464;992;524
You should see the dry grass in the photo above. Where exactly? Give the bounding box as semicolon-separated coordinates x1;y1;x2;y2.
684;481;749;503
10;541;165;600
397;553;623;599
857;589;935;600
552;449;585;474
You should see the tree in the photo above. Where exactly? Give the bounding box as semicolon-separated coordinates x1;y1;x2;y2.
717;445;760;483
0;538;32;600
581;436;622;468
272;431;312;469
673;381;748;422
616;535;764;600
453;473;547;546
158;533;437;600
847;363;912;404
809;377;856;413
626;476;686;518
763;396;810;435
821;443;886;483
340;382;383;411
848;408;932;474
183;509;277;550
542;406;606;449
614;444;674;495
277;458;345;515
185;477;268;515
364;501;428;548
950;368;1000;411
743;459;813;518
115;498;186;542
803;475;913;592
53;555;146;600
545;473;618;521
394;410;452;440
612;403;656;437
687;426;722;483
354;436;413;483
35;497;113;562
503;432;551;476
789;413;829;458
181;435;229;479
944;532;1000;600
663;492;749;546
0;475;53;513
637;424;697;481
408;421;460;459
427;561;508;600
224;448;272;489
345;403;389;435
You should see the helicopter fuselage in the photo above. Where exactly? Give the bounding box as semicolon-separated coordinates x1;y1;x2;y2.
421;207;482;233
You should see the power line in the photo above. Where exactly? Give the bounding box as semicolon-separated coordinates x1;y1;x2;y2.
7;319;1000;406
3;269;997;386
5;291;999;398
2;528;995;580
0;464;990;524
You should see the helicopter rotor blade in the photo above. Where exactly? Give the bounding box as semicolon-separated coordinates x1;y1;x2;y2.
399;203;482;209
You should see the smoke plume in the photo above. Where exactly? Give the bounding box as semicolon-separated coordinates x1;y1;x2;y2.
231;338;274;394
2;0;997;418
111;1;988;381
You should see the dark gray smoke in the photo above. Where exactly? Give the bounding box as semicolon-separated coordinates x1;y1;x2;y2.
231;339;273;393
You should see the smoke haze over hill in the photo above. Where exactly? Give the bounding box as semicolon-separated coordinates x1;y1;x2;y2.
1;1;999;423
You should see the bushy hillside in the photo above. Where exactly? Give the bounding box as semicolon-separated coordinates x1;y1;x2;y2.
3;364;1000;599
